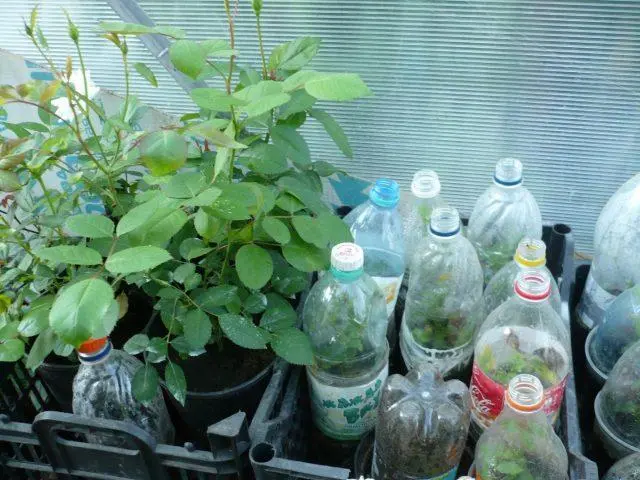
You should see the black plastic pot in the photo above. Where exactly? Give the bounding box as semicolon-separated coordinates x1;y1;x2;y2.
37;360;78;412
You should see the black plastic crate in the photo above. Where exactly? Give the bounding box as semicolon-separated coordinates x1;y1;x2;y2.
250;223;599;480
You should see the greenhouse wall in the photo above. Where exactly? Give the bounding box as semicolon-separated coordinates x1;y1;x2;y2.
2;0;640;253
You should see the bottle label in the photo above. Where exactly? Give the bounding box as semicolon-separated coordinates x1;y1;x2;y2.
371;275;404;317
577;273;617;329
470;362;568;429
307;364;388;441
372;449;458;480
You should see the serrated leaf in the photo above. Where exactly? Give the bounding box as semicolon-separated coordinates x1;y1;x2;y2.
164;172;206;199
270;37;320;72
277;176;330;215
219;314;267;349
270;328;313;365
106;246;172;274
190;88;247;111
123;333;150;355
316;213;353;244
183;187;222;208
236;245;273;290
132;363;159;402
194;209;222;240
139;130;188;177
242;93;291;119
170;40;206;79
196;286;238;313
270;125;310;168
26;328;55;369
183;309;211;350
179;238;213;261
146;337;168;363
241;143;288;175
262;217;291;245
276;193;305;213
36;245;102;266
312;161;344;177
305;73;372;101
207;183;254;220
282;234;329;272
187;121;246;149
244;293;268;314
282;70;322;92
18;296;54;337
134;62;158;87
117;197;171;236
201;38;235;57
291;215;328;249
279;90;316;118
309;109;352;158
65;214;115;239
173;263;196;284
260;303;297;332
165;361;187;405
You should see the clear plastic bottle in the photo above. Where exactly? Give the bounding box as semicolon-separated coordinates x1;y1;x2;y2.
402;170;447;266
483;238;561;316
344;179;405;320
475;374;569;480
303;242;389;441
595;340;640;460
467;158;542;284
72;337;175;446
586;285;640;384
400;207;484;378
603;452;640;480
470;270;571;431
373;363;471;480
577;173;640;330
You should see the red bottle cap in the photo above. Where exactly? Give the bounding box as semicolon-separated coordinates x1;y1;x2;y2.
77;337;108;354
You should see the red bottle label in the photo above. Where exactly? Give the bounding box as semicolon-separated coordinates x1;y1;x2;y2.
470;361;568;429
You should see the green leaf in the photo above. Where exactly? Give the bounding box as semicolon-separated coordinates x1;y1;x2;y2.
282;234;329;272
270;37;321;72
134;62;158;87
309;109;352;158
213;122;236;182
496;462;525;475
0;171;21;192
0;339;24;362
183;187;222;208
316;213;352;244
18;121;49;133
207;183;254;220
260;303;297;332
282;70;322;92
173;263;196;284
18;296;54;337
276;193;305;213
291;215;328;248
164;172;206;199
106;246;172;274
241;143;288;176
190;88;247;111
129;208;188;248
132;363;159;402
165;361;187;405
196;286;238;313
312;161;344;177
146;337;168;363
123;333;150;355
270;328;313;365
262;217;291;245
50;278;114;346
0;322;19;340
139;130;188;177
305;73;372;101
242;93;291;119
179;238;213;261
270;125;310;168
99;21;185;39
277;176;330;215
170;40;206;79
201;39;235;57
187;121;246;149
183;309;211;350
26;328;55;369
244;293;268;314
272;256;310;295
35;245;102;266
279;90;316;118
116;196;175;236
153;26;186;39
251;0;263;16
236;245;273;290
219;314;267;349
194;209;222;240
65;214;115;238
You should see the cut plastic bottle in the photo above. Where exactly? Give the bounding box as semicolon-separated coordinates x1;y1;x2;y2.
603;452;640;479
475;374;569;480
400;207;484;378
470;270;571;432
467;158;542;284
373;363;471;480
72;337;175;446
577;173;640;330
344;179;405;320
483;238;561;316
402;169;447;266
595;339;640;460
303;242;389;441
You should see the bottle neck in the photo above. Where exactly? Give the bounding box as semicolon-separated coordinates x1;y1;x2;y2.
78;340;113;365
330;267;364;283
493;178;522;189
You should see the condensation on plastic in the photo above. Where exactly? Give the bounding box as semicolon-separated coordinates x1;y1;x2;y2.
373;364;470;480
467;164;543;283
595;340;640;460
603;452;640;480
587;285;640;379
578;173;640;328
483;260;561;317
72;349;175;446
475;377;568;480
400;213;484;377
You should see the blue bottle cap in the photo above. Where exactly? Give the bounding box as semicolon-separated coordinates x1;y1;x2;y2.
369;179;400;208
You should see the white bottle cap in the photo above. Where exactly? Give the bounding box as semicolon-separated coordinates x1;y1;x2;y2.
331;242;364;272
494;157;523;186
411;169;441;199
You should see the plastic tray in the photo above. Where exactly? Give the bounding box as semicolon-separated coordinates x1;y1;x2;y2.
250;223;599;480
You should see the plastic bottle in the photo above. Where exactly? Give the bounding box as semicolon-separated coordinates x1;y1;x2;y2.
303;242;389;441
72;337;175;446
400;207;484;378
402;170;447;266
373;363;471;480
603;452;640;479
470;270;571;432
483;238;561;316
344;179;405;320
577;173;640;330
475;374;568;480
467;158;542;283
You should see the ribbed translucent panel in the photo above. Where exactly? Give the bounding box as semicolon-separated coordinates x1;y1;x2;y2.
2;1;640;253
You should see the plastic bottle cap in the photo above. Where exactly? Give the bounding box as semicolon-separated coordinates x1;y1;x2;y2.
77;337;108;354
411;170;441;199
514;238;546;268
514;269;551;301
429;206;461;237
494;158;523;186
331;243;364;272
369;179;400;208
505;374;545;412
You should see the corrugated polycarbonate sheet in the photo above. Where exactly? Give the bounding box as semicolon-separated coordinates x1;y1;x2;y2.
2;1;640;253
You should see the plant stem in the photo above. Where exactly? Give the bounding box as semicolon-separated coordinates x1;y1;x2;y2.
122;40;131;123
223;0;236;95
256;16;268;79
